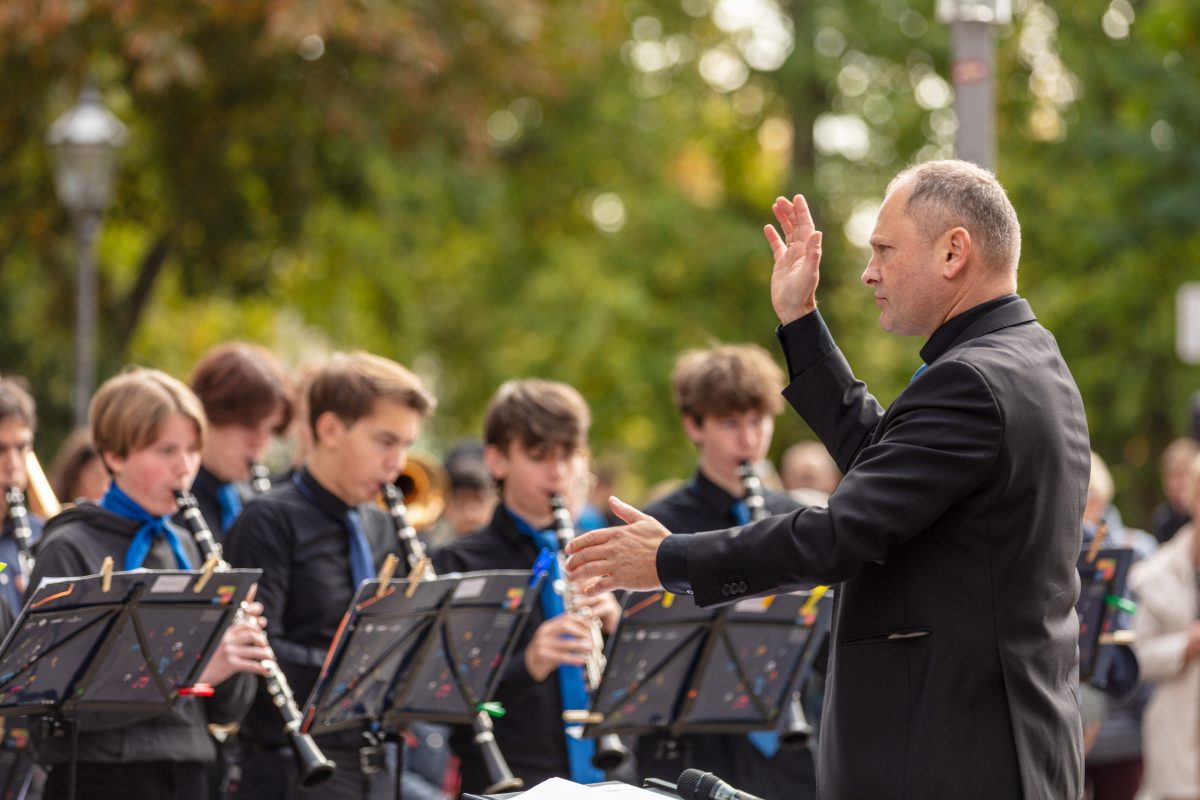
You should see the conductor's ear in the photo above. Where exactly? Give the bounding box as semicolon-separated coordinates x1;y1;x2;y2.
942;227;971;279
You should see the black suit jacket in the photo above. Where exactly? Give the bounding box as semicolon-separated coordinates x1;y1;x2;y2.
664;299;1089;799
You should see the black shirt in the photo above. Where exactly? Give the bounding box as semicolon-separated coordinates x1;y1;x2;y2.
641;470;816;800
223;467;395;751
431;506;569;793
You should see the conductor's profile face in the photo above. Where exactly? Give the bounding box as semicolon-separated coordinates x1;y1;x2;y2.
862;183;945;338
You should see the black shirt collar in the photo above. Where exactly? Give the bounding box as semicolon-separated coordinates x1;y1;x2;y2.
295;465;351;520
919;293;1020;366
193;464;222;495
688;468;741;513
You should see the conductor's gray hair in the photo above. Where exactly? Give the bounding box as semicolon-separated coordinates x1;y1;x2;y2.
889;160;1021;275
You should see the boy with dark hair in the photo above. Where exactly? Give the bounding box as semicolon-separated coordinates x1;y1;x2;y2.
185;342;294;539
432;379;621;793
637;343;817;800
0;376;44;610
28;368;269;800
225;352;436;799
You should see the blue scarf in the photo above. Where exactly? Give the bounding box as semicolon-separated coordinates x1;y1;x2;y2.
508;507;605;784
216;482;243;532
100;484;194;571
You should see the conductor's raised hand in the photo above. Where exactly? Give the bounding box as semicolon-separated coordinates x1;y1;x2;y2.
564;497;670;594
763;194;823;325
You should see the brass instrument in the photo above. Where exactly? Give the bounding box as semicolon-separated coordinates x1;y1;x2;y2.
174;490;336;788
24;451;61;519
381;482;524;793
391;452;447;530
548;494;631;772
738;461;813;748
5;486;34;591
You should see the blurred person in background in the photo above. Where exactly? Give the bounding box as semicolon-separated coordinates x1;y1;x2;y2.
779;440;840;507
1083;451;1153;800
185;342;294;541
1152;438;1198;544
422;450;497;552
49;427;110;505
1131;453;1200;800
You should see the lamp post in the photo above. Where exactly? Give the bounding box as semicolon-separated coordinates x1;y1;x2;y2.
935;0;1011;170
47;82;127;427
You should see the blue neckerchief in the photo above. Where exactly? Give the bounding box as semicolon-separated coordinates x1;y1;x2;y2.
100;484;193;571
291;472;376;589
911;363;929;382
729;501;781;757
507;507;605;783
216;482;243;532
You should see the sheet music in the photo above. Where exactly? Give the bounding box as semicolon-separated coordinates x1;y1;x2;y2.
519;778;670;798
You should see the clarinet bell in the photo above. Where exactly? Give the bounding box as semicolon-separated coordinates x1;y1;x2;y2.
290;730;337;788
776;692;813;749
592;733;630;771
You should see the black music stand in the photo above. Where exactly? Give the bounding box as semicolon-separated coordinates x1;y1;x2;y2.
301;570;542;736
0;567;260;799
1076;547;1134;682
584;589;827;740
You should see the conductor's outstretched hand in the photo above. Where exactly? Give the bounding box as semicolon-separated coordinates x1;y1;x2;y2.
764;194;823;325
564;497;671;594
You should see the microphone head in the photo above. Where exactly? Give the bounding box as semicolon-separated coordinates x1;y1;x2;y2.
677;769;711;800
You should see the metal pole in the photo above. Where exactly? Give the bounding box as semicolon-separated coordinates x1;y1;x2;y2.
74;214;100;428
949;19;996;170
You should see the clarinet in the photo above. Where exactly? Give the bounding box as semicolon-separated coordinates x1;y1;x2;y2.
548;494;631;771
174;490;336;788
5;487;34;590
737;462;813;748
249;463;273;495
381;482;525;794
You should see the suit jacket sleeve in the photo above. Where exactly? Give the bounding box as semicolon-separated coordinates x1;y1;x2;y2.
680;350;1005;606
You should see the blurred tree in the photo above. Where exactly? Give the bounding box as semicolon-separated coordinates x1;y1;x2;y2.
1;0;1194;521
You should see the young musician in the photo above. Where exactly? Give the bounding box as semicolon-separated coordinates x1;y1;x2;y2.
431;379;622;793
224;352;436;799
638;344;816;800
185;343;293;539
27;368;270;800
0;377;44;611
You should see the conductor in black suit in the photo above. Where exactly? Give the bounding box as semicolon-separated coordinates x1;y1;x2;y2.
566;160;1090;799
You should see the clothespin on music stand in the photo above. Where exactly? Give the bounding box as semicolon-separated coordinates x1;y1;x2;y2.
405;556;430;598
375;554;399;599
801;585;829;617
100;556;114;593
562;709;604;725
194;554;221;593
1086;521;1109;564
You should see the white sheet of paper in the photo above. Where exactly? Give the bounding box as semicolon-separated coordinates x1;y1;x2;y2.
517;778;600;799
518;778;672;799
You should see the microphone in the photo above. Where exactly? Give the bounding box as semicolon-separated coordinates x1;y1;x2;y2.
676;769;764;800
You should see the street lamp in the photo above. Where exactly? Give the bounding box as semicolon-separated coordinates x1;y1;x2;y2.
47;82;127;427
936;0;1012;170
